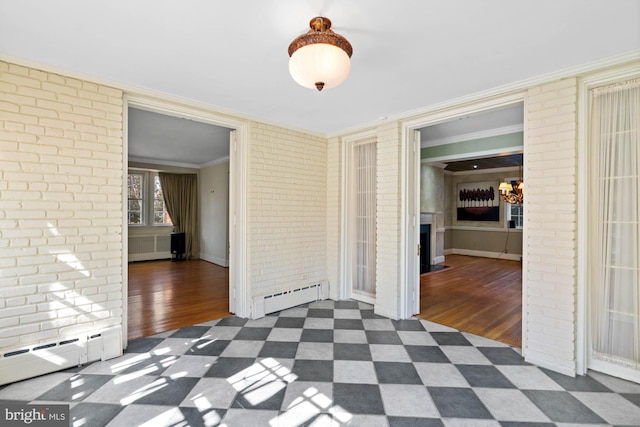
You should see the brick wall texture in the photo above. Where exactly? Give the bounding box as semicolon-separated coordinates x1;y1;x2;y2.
373;122;403;318
326;136;342;301
247;122;328;299
524;77;578;374
0;61;124;350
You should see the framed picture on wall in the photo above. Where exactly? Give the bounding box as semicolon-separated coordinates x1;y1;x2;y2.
456;181;500;221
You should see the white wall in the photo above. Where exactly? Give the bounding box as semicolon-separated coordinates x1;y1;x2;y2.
524;77;579;376
247;122;328;299
374;122;403;319
199;161;229;266
326;136;342;301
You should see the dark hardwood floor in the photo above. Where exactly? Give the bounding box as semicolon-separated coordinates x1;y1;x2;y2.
127;259;230;341
418;254;523;348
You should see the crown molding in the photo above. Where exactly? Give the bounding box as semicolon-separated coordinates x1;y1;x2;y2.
420;146;523;165
128;155;229;170
0;53;327;140
2;50;638;140
128;156;203;170
328;50;640;138
449;166;521;176
200;156;230;168
421;124;523;149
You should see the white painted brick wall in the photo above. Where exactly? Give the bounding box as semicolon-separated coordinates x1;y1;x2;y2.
524;77;578;375
374;122;402;319
247;122;327;301
326;136;342;300
0;61;123;350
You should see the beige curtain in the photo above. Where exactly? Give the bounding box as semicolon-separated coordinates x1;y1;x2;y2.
589;78;640;370
159;173;199;259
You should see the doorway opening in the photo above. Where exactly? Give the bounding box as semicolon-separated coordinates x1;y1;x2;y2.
122;96;248;345
404;98;526;348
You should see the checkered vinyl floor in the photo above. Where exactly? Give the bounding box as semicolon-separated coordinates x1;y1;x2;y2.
1;300;640;426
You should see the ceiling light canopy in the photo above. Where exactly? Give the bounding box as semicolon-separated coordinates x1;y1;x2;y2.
288;17;353;91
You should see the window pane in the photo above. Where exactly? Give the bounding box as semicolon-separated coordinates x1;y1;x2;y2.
129;212;141;225
154;175;163;199
508;203;523;228
127;173;144;225
153;174;172;225
128;174;143;199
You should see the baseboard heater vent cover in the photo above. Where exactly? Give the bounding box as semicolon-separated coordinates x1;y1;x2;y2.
0;326;122;386
252;281;329;319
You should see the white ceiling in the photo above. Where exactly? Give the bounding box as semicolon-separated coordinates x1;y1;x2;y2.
1;1;638;139
128;107;232;168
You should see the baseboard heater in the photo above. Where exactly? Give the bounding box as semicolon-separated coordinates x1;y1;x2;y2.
252;281;329;319
0;326;122;386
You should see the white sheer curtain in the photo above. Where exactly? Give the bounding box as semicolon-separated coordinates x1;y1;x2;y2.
589;78;640;369
352;139;377;296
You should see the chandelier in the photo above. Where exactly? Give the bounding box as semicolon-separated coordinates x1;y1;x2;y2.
499;179;524;204
288;17;353;91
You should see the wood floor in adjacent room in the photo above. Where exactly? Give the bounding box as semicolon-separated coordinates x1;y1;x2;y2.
128;255;522;348
127;259;230;341
418;254;523;348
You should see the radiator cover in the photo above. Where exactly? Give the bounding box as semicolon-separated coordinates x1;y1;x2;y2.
0;326;122;386
251;281;329;319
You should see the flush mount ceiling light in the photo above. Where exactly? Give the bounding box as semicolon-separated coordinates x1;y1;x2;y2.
288;16;353;91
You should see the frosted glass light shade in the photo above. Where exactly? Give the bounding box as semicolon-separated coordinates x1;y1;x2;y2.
288;17;352;91
289;43;351;91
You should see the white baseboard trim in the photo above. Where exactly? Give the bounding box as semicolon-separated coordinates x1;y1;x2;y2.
200;252;228;267
128;252;171;262
375;305;399;320
525;352;576;377
434;255;445;264
589;359;640;384
251;281;329;319
450;248;521;261
0;326;122;386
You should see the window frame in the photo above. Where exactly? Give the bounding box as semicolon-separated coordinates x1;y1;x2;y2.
127;171;145;226
127;169;172;227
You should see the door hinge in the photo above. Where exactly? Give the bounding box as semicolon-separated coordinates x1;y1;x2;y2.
417;244;421;256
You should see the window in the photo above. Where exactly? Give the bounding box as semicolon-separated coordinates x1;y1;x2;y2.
504;177;523;229
127;172;144;225
153;175;171;225
127;170;172;226
506;203;523;228
349;137;377;301
588;78;639;372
